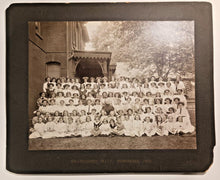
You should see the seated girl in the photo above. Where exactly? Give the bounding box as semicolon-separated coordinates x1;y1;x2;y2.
164;115;178;135
122;113;135;137
53;110;61;123
57;100;66;113
37;92;48;107
81;116;94;137
100;119;111;136
163;98;173;114
144;107;155;122
175;102;195;134
155;115;169;136
92;116;102;136
115;116;125;136
43;77;51;92
54;118;68;138
56;92;65;105
64;92;72;105
42;116;56;139
142;117;157;137
133;114;143;137
72;93;80;106
29;117;46;139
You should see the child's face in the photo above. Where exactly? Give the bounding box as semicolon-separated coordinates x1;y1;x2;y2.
48;117;53;122
95;100;100;105
69;101;74;105
146;92;151;97
38;118;43;123
72;110;77;116
135;98;140;103
134;115;140;120
103;120;108;124
36;111;41;116
168;116;174;122
50;100;55;105
145;117;150;123
41;93;46;97
95;117;100;122
178;117;183;122
55;111;59;116
86;116;91;122
60;100;65;106
128;110;133;115
109;111;115;116
166;82;171;87
146;108;151;113
58;93;63;97
109;93;113;97
178;104;183;109
165;99;171;104
46;77;50;82
174;99;179;104
157;116;162;122
81;110;86;116
43;101;47;106
151;77;155;81
45;112;50;117
91;109;96;115
68;119;73;124
63;111;68;116
177;89;182;94
66;93;71;97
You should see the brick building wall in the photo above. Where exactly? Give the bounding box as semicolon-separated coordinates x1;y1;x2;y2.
28;21;89;121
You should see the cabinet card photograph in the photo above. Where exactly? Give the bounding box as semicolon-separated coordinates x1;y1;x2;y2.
28;21;196;150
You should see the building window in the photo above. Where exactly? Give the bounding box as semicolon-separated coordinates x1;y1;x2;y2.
46;62;61;78
35;22;43;39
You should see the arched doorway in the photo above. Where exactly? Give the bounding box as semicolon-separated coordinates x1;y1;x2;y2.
75;59;104;81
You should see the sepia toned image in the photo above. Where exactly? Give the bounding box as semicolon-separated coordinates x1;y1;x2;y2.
28;21;196;150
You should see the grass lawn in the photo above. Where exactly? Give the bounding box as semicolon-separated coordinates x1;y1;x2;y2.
29;134;196;150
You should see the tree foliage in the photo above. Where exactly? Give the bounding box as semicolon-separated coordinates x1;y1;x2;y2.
90;21;195;78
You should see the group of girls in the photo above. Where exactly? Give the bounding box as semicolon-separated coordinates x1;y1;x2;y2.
29;75;195;139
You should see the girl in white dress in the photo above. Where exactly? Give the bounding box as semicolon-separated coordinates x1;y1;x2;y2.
94;99;102;114
54;118;68;137
155;115;169;136
163;98;173;114
53;111;61;123
175;102;195;133
92;116;102;136
56;92;65;105
144;107;155;123
42;116;56;139
145;91;154;106
57;100;66;113
100;119;111;136
122;114;135;137
142;117;157;137
29;117;46;139
71;85;80;97
81;116;94;137
43;77;51;92
164;115;178;135
174;89;187;106
133;114;143;137
72;93;79;106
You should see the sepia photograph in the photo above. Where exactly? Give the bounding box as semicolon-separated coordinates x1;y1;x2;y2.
28;21;196;150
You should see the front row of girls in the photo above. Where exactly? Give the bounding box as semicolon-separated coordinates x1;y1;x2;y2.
29;102;195;139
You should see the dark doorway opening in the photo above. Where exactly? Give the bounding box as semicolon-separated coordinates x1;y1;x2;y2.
75;59;104;82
